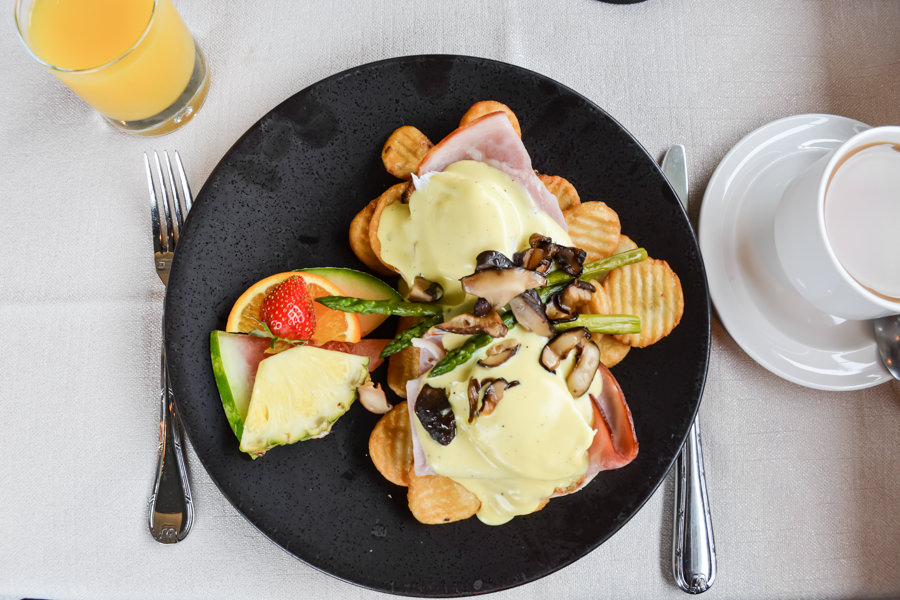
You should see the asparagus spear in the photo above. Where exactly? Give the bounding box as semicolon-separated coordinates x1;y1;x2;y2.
545;247;648;287
380;314;444;358
537;283;566;304
316;296;443;317
429;312;517;377
554;314;641;335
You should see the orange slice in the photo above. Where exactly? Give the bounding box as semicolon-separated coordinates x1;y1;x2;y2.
226;271;362;345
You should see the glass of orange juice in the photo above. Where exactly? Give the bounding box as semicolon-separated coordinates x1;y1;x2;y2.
15;0;209;135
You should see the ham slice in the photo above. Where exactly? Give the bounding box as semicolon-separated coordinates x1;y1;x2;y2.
416;112;568;230
406;375;437;476
316;339;390;371
554;364;638;497
406;334;447;476
585;363;639;475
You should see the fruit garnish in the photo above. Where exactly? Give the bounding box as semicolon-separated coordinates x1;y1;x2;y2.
211;331;391;444
259;275;317;342
226;271;361;346
239;345;370;458
209;331;271;441
297;267;402;336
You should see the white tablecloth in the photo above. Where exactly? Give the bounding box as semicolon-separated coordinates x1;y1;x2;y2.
2;1;899;599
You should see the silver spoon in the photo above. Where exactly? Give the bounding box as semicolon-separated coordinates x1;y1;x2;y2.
873;315;900;380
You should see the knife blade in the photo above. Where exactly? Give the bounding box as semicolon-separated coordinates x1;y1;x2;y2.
662;145;716;594
661;144;689;209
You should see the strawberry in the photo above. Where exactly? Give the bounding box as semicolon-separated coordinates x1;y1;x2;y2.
259;275;317;342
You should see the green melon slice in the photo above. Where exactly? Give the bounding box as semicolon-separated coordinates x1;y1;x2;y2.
210;331;271;441
239;344;370;458
299;267;401;336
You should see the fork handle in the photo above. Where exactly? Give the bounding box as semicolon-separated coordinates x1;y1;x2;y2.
149;311;194;543
673;418;716;593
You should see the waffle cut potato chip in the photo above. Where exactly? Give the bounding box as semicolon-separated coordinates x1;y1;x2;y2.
386;317;423;399
583;282;631;367
563;201;621;262
349;197;395;276
371;401;481;524
369;402;414;486
596;335;631;369
366;182;408;274
382;126;433;180
604;257;684;348
407;466;481;524
459;100;522;137
387;344;420;399
614;234;639;254
539;174;581;211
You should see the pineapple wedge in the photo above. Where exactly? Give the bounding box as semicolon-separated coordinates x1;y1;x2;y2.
239;344;369;457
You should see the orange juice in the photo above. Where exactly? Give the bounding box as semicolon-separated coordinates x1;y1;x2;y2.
20;0;204;126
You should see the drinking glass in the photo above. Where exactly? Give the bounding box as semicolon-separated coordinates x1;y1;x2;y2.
15;0;209;135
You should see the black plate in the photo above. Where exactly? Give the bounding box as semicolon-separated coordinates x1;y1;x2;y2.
166;55;710;597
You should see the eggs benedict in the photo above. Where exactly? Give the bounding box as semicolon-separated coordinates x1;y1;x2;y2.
373;111;639;524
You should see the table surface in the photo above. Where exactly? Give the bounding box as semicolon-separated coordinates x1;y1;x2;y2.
2;1;899;599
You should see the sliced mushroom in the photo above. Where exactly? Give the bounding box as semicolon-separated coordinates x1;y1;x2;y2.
436;310;508;338
547;279;596;321
545;294;578;322
529;233;552;248
415;384;456;445
479;378;519;417
513;246;553;273
408;276;443;302
467;378;481;423
529;236;560;265
540;327;591;372
525;233;587;277
460;267;547;310
566;339;601;397
477;338;521;368
509;289;554;337
475;250;515;272
358;379;391;414
473;297;491;318
552;245;587;277
560;279;595;309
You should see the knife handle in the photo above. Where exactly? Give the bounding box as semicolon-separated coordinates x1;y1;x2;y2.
673;418;716;593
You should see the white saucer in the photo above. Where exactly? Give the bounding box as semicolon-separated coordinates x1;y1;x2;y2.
699;114;890;391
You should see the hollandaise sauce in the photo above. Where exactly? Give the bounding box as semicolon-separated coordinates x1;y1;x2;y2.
413;326;601;525
376;160;572;305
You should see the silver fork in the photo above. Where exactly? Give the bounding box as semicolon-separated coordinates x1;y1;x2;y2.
146;150;194;543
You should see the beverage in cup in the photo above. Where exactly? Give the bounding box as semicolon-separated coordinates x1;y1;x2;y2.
774;125;900;320
15;0;209;135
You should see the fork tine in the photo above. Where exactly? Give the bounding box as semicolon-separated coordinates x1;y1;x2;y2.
145;153;163;255
173;151;193;214
152;151;174;252
162;151;184;245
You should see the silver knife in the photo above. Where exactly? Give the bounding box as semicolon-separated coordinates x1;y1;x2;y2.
661;145;688;210
661;145;716;594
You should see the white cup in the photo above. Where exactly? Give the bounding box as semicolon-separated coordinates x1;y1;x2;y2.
774;125;900;320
